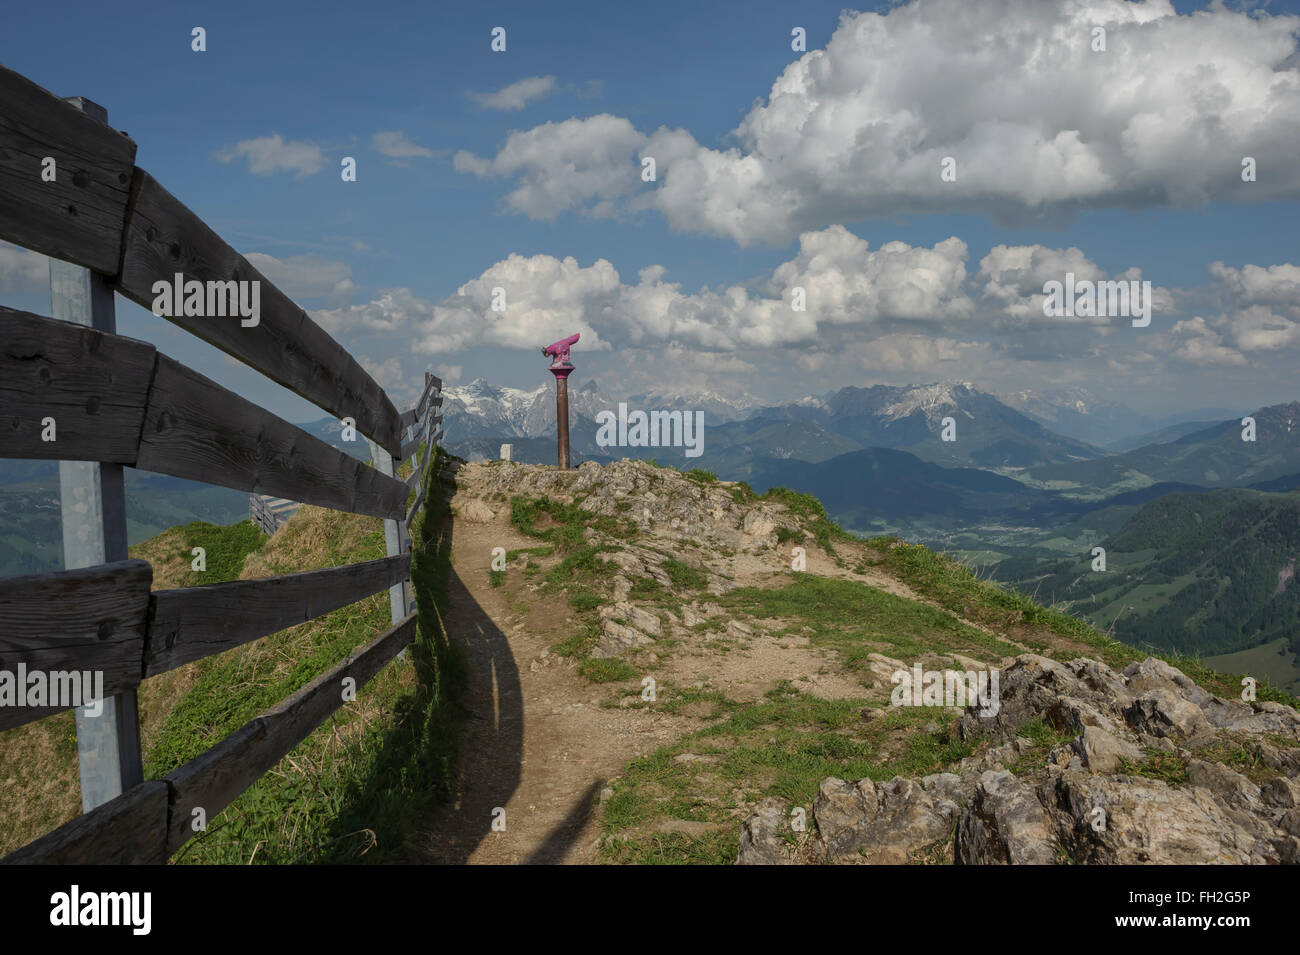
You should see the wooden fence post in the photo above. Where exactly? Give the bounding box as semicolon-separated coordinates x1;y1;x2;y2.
369;440;407;627
52;97;144;811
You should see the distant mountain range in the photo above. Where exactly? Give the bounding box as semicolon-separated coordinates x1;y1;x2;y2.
436;379;1300;533
995;387;1240;451
438;377;761;443
1027;403;1300;499
443;379;1107;472
716;381;1104;470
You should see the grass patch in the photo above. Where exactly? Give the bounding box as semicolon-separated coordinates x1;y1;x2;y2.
599;683;973;864
662;559;707;590
720;575;1020;673
602;830;737;865
545;543;614;589
510;495;634;553
760;486;849;556
728;482;756;506
628;577;664;600
1194;740;1280;784
580;658;639;683
569;589;603;612
866;536;1100;642
1006;717;1075;775
180;520;266;585
1118;748;1190;786
554;621;602;659
158;448;465;864
505;545;555;562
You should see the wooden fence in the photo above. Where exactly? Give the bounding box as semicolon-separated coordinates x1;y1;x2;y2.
249;494;302;535
0;63;445;863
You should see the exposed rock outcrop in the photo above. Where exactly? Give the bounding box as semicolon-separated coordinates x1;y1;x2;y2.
466;459;813;661
740;653;1300;864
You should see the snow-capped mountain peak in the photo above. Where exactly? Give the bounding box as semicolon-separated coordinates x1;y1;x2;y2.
880;380;975;422
440;378;763;441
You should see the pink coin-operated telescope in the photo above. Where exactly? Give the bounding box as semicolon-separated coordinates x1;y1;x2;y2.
541;333;579;469
542;332;579;369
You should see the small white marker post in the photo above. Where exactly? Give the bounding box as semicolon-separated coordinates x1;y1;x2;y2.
52;97;144;811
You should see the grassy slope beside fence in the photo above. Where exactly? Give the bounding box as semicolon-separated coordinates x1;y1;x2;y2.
0;446;462;863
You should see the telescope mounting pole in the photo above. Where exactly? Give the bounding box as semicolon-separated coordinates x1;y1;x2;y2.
542;333;579;471
550;364;572;469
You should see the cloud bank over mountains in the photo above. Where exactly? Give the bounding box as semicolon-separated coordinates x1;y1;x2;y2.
310;227;1295;376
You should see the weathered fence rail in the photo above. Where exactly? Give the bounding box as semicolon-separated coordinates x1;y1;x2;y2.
0;62;445;863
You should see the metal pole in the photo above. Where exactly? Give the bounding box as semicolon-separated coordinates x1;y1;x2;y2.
53;97;145;811
556;375;570;470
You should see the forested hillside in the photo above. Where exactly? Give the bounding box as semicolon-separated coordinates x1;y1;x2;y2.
996;489;1300;661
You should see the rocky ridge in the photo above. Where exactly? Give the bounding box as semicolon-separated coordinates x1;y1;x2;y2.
740;653;1300;865
456;458;802;659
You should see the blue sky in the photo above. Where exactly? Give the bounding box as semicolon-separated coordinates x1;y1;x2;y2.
2;0;1299;425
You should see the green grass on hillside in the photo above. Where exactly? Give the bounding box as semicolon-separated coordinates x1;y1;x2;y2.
720;574;1021;669
176;520;266;584
505;494;642;680
599;565;1013;863
1205;638;1300;696
862;536;1300;710
601;682;971;865
154;447;464;864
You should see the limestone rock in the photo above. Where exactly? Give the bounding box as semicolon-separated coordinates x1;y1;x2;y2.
742;510;777;539
593;620;654;658
1262;776;1300;809
956;770;1056;865
737;800;794;865
457;498;495;523
1072;725;1143;774
1122;657;1212;706
1202;698;1300;735
815;776;953;863
1043;770;1277;864
599;602;661;637
1124;689;1213;744
1186;760;1262;812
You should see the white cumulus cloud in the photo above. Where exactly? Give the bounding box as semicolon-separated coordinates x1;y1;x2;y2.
456;0;1300;243
318;227;974;357
215;134;325;178
977;244;1175;323
455;115;652;219
246;253;356;301
371;131;438;159
467;76;559;111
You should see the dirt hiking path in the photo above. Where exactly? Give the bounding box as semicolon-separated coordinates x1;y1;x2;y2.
412;501;698;864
